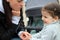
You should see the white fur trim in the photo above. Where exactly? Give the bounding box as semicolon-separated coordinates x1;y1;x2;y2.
0;0;4;13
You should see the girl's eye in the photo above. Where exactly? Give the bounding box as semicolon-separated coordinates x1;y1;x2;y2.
44;16;47;18
17;0;23;2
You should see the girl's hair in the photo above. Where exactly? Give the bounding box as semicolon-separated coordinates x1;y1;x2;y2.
42;3;60;19
2;0;23;27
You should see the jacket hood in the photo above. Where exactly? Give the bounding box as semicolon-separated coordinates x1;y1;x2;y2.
0;0;4;13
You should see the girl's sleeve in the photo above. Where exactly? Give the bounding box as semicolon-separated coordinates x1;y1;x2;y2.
30;26;55;40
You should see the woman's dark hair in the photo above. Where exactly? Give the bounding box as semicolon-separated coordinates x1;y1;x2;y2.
2;0;23;27
3;0;12;27
42;3;60;19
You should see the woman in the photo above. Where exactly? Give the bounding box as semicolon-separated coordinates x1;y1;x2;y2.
0;0;25;40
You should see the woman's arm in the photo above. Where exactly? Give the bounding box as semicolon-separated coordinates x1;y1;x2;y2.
0;12;20;40
0;19;18;40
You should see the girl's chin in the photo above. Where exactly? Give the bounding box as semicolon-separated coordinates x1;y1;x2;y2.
44;23;49;26
44;22;47;24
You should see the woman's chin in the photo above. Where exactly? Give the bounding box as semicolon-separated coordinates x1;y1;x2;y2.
13;9;20;11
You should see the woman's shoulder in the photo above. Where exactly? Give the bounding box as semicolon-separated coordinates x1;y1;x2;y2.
0;11;5;23
0;11;5;16
0;11;5;18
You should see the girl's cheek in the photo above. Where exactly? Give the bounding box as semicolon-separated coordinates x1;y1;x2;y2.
44;20;49;24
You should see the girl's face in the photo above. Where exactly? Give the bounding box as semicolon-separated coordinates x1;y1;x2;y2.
6;0;24;11
41;10;57;24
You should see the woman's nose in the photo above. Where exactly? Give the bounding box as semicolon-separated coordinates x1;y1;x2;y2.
19;1;24;6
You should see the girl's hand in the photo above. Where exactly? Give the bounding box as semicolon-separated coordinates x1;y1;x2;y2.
20;32;31;40
12;10;20;16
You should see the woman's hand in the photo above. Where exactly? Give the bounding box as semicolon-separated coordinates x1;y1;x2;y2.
20;32;32;40
12;10;20;16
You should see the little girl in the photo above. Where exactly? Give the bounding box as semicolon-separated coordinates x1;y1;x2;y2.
19;3;60;40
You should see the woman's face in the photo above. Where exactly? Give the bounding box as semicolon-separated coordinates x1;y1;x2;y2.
6;0;24;11
41;10;56;24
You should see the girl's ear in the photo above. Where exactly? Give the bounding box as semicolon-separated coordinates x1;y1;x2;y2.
54;16;59;20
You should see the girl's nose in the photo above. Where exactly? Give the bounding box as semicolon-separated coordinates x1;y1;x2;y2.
42;16;44;21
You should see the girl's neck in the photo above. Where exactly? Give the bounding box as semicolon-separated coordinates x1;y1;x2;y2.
44;19;60;27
